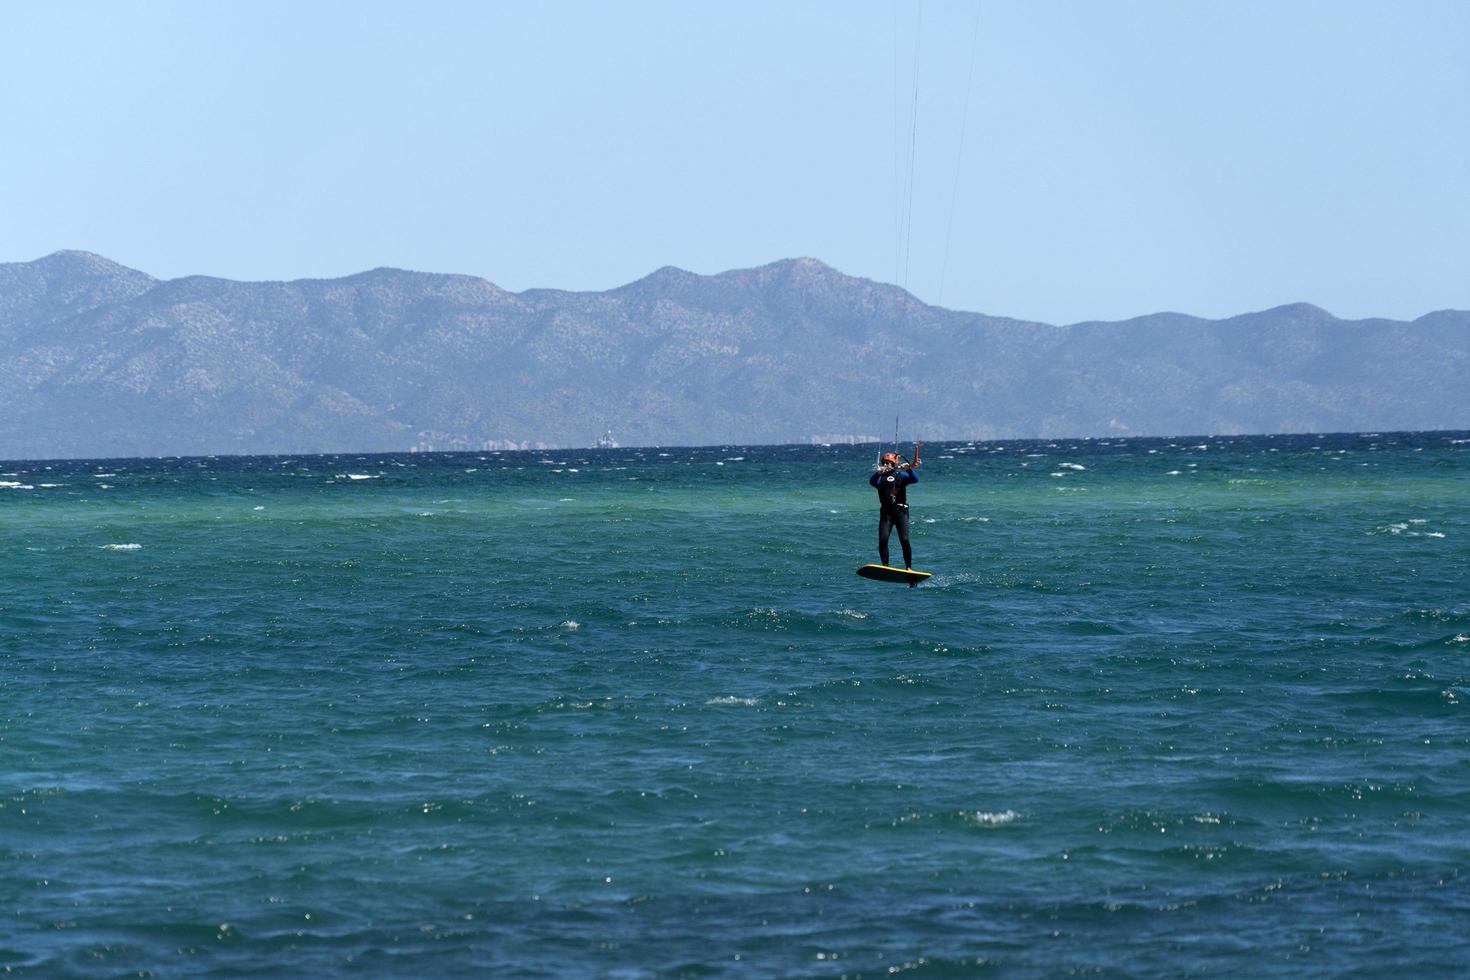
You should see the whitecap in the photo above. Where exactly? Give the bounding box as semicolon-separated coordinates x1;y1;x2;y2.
832;609;869;619
101;543;142;551
705;696;759;706
253;505;265;511
340;473;378;481
559;620;580;630
923;518;937;523
0;481;35;490
965;810;1021;827
1166;470;1182;476
1058;462;1085;470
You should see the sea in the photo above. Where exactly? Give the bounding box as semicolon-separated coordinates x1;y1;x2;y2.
2;431;1468;977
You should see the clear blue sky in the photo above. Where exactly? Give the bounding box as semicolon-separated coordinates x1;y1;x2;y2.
2;1;1465;324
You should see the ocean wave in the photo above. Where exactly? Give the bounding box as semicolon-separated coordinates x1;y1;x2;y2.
964;809;1022;827
705;696;759;706
101;543;143;551
1063;620;1125;636
1370;520;1443;537
1401;607;1470;626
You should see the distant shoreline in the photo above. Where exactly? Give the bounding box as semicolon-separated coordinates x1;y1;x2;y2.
4;428;1468;467
5;252;1466;465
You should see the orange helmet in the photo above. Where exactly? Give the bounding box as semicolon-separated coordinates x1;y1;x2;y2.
880;452;901;465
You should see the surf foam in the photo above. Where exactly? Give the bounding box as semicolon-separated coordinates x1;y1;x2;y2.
965;810;1021;827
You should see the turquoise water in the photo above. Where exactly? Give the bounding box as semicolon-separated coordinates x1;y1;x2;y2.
3;432;1468;976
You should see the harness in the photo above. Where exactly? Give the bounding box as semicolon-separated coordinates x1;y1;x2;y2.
878;472;909;514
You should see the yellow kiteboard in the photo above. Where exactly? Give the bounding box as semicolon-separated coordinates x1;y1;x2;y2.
856;564;932;586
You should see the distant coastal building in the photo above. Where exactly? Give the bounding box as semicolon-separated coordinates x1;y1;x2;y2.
409;430;555;452
807;434;881;446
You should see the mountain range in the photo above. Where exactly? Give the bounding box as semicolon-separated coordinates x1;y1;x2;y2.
1;250;1466;459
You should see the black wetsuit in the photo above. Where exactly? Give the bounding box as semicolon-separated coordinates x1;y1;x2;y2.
870;466;918;568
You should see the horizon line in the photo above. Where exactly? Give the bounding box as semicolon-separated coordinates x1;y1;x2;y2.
4;426;1468;466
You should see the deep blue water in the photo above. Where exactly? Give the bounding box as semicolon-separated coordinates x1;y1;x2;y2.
2;432;1468;976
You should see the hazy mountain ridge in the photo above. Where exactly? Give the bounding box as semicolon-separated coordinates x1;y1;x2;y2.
1;251;1466;459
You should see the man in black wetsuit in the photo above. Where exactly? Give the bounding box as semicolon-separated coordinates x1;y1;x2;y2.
870;451;919;573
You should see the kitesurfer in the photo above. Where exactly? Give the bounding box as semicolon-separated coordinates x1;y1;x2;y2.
870;451;918;573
